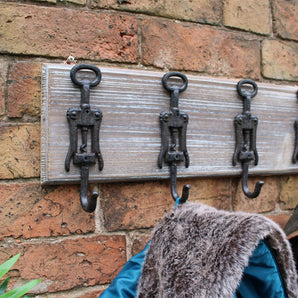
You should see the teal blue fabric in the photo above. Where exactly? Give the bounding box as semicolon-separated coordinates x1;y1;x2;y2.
99;242;150;298
99;198;183;298
99;200;286;298
237;240;286;298
99;240;286;298
174;197;182;207
99;198;181;298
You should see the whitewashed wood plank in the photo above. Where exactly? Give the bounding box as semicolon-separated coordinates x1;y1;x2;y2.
41;64;298;184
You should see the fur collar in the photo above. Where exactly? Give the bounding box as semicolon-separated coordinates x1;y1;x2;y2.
137;202;298;297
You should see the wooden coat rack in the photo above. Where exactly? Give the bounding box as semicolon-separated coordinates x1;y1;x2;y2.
41;64;298;185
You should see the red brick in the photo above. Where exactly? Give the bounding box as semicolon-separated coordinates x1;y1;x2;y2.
232;176;279;212
0;235;126;293
223;0;271;35
7;61;41;118
0;124;40;179
0;182;95;239
141;19;260;79
101;177;231;231
183;177;231;210
280;175;298;210
272;0;298;41
262;40;298;81
91;0;222;25
0;59;8;116
101;181;174;231
0;3;138;63
25;287;105;298
26;0;86;4
33;0;86;3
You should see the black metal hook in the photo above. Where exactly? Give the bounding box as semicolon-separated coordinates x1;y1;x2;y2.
233;79;264;199
159;72;190;203
65;64;103;212
241;161;264;199
80;165;98;212
293;120;298;163
292;91;298;163
170;163;191;203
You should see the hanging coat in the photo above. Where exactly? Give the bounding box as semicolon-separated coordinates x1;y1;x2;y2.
101;202;298;298
284;203;298;274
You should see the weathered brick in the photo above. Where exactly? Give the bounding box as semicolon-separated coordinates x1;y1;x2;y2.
232;176;279;212
141;19;260;78
183;177;231;210
0;58;8;116
0;124;40;179
0;182;95;239
29;0;86;3
280;175;298;210
272;0;298;41
91;0;222;25
0;235;126;293
101;177;231;231
0;3;138;62
101;180;173;231
29;287;104;298
223;0;271;35
262;39;298;81
7;61;41;118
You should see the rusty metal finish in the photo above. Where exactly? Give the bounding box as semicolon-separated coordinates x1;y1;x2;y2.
292;91;298;164
65;64;103;212
233;79;264;199
159;72;191;203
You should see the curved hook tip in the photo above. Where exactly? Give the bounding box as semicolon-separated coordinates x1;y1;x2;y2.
179;184;191;204
241;162;264;199
81;191;98;213
242;180;264;199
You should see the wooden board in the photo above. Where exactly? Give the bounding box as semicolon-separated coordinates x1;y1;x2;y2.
41;63;298;184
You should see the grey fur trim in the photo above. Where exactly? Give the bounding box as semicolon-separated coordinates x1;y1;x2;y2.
137;202;298;298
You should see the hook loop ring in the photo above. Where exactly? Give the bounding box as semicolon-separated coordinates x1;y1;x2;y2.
237;79;258;99
70;64;102;87
162;71;188;92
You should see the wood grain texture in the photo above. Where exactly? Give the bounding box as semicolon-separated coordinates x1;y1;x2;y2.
41;64;298;184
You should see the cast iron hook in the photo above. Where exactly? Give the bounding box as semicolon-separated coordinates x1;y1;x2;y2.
65;64;103;212
233;79;264;199
170;163;191;203
292;90;298;163
80;165;98;212
159;72;190;203
162;71;188;109
241;162;264;199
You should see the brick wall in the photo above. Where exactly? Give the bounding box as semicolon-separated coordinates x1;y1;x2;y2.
0;0;297;296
